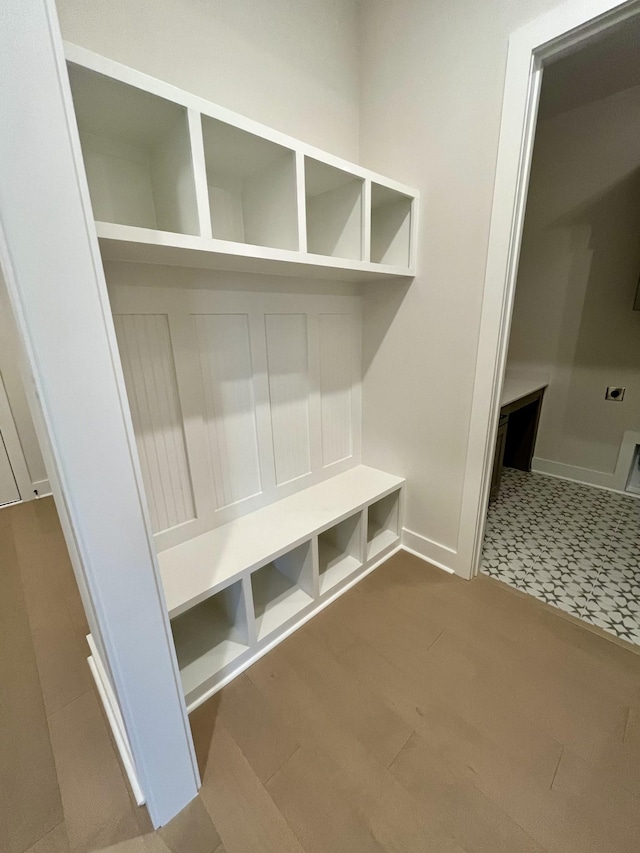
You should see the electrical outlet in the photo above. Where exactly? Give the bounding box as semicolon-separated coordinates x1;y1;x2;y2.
605;386;625;401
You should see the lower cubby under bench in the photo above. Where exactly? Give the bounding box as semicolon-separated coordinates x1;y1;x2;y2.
158;464;404;711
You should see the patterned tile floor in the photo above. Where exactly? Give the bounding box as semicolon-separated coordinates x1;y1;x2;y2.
482;468;640;645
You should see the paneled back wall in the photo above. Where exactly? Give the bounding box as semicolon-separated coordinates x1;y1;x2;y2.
109;284;362;551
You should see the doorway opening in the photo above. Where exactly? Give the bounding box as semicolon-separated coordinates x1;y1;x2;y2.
479;9;640;643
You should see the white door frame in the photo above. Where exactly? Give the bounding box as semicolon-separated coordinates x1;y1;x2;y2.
460;0;640;579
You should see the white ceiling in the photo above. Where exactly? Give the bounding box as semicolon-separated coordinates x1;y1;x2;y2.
539;15;640;120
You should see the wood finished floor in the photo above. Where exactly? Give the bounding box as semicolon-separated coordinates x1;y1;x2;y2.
3;497;640;852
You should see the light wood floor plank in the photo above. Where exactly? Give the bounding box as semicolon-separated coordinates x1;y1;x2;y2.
0;508;63;853
6;499;640;852
196;719;305;853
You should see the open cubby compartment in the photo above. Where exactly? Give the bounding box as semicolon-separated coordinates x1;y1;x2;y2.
305;157;364;260
318;512;363;595
367;490;401;560
370;182;413;266
251;541;315;641
67;63;199;236
201;115;298;250
170;580;250;702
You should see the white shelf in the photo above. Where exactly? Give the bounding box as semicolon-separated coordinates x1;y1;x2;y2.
318;512;363;594
159;465;403;618
65;43;419;283
67;63;199;236
95;221;412;281
371;183;413;267
305;157;363;260
170;581;250;703
367;490;401;560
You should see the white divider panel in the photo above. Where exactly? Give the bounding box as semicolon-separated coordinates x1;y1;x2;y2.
319;313;355;467
113;314;195;533
265;314;311;485
194;314;262;508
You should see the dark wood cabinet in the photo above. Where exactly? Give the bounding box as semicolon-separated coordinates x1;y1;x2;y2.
490;414;508;502
490;387;545;502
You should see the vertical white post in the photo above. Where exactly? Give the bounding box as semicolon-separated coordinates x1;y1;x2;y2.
0;0;199;826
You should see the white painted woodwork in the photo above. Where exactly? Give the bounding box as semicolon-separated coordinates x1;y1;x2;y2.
114;314;195;533
318;510;363;594
170;580;251;701
319;313;354;467
370;183;413;266
108;285;362;550
305;157;363;260
0;367;32;503
195;313;263;508
251;540;315;641
63;43;418;282
68;64;200;236
159;465;401;617
1;0;198;826
367;491;400;561
0;431;20;506
202;115;298;250
265;313;312;485
157;464;403;709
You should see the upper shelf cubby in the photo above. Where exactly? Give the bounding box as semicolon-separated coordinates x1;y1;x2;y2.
64;43;419;282
305;158;363;261
67;63;199;237
202;117;298;251
371;183;413;267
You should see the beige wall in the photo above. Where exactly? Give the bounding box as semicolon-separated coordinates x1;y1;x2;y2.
507;83;640;477
357;0;560;563
55;0;361;161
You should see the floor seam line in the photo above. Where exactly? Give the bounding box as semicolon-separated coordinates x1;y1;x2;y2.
263;743;301;788
549;745;564;790
386;728;415;769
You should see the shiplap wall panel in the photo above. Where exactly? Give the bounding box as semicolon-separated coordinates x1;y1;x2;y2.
113;314;195;533
319;313;353;466
107;284;362;550
265;314;311;485
194;314;262;507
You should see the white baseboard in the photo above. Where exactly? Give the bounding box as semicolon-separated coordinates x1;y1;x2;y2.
533;433;640;498
401;527;457;575
32;478;51;498
86;634;145;806
532;458;616;491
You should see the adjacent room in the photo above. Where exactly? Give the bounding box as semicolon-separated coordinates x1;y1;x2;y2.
482;16;640;642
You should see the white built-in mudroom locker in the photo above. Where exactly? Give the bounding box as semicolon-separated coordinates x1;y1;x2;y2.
62;43;419;716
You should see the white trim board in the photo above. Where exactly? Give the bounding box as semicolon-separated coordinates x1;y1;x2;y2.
32;478;51;498
533;430;640;496
87;634;145;806
401;527;457;575
457;0;640;580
